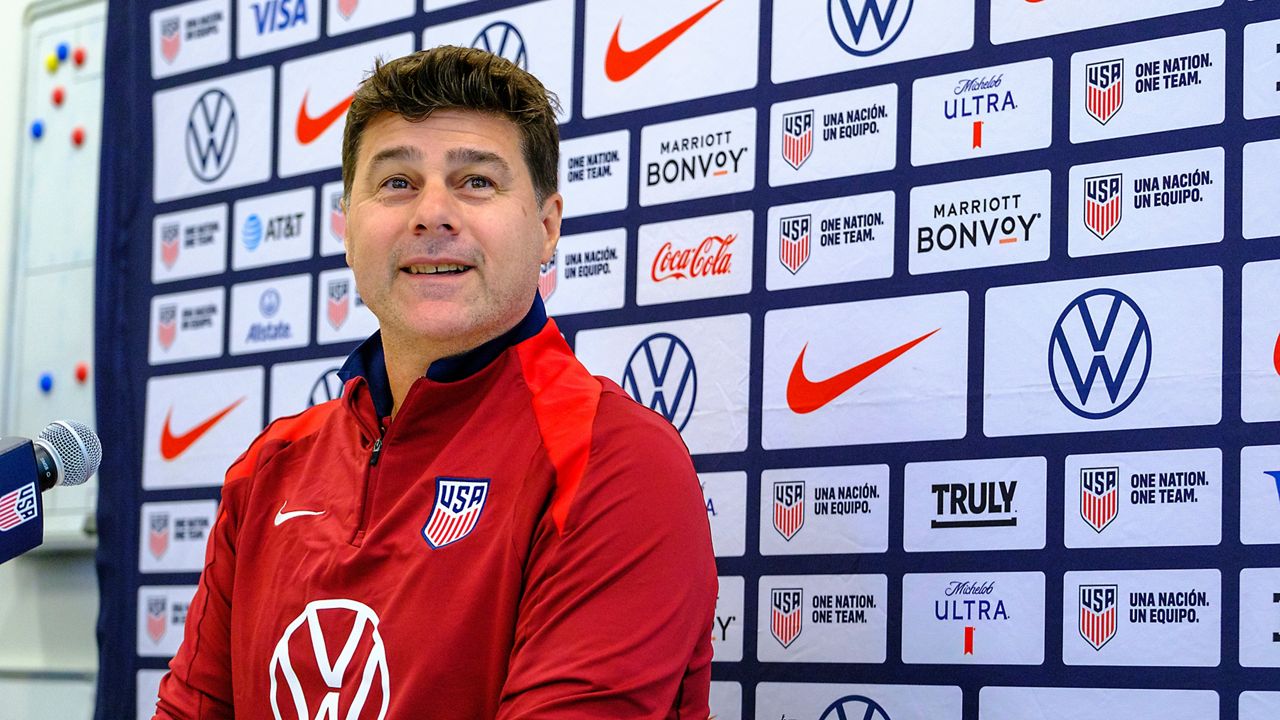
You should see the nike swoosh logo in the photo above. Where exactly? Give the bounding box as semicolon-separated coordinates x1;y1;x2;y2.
1273;331;1279;376
786;329;941;414
604;0;725;82
296;90;354;145
274;501;326;526
160;398;246;460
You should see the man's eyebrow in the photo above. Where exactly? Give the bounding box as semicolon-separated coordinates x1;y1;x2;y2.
447;147;513;175
366;145;423;170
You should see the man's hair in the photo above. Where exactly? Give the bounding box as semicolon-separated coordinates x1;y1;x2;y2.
342;46;561;204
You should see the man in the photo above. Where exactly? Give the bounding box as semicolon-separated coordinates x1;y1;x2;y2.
153;47;717;719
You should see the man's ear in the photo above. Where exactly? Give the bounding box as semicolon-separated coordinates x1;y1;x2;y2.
539;192;563;263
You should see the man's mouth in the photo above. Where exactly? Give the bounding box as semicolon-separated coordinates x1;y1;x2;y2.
402;263;470;275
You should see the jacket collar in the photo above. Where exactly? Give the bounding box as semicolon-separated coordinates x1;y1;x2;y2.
337;294;549;419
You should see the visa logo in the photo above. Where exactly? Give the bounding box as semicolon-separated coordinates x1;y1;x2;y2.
252;0;308;34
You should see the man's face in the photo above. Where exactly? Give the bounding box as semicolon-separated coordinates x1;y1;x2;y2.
344;109;561;356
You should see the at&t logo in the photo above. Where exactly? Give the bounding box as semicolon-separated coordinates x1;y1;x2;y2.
1048;289;1152;419
269;599;389;720
828;0;913;56
186;89;238;182
622;333;697;431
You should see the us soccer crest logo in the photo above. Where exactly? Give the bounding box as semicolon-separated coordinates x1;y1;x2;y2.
538;251;557;301
771;587;803;648
329;191;346;244
160;16;180;63
1079;584;1118;650
327;279;350;330
0;482;38;531
422;477;490;549
1080;467;1119;533
161;223;181;268
1085;59;1124;125
1084;174;1122;241
772;480;805;541
338;0;359;20
779;215;811;275
157;304;178;350
146;596;168;644
149;512;171;560
782;110;814;170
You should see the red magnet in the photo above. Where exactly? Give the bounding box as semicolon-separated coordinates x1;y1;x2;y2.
75;362;89;384
51;86;64;106
71;126;85;146
73;46;86;67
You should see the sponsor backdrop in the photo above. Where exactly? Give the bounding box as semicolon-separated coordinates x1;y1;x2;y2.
93;1;1280;718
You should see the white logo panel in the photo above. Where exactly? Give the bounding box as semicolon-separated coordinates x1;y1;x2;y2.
150;0;230;79
1063;569;1221;666
768;84;898;186
1240;568;1280;667
911;58;1053;167
708;682;741;720
1242;260;1280;422
1243;140;1280;240
772;0;974;83
560;130;629;218
904;456;1046;553
639;108;755;207
136;670;166;720
991;0;1222;44
236;0;319;58
637;211;752;306
542;229;626;317
1245;20;1280;120
574;314;750;455
902;571;1046;665
230;274;312;355
317;267;377;345
232;187;315;270
700;471;745;558
1240;445;1280;545
909;170;1050;275
149;287;225;365
153;67;274;203
756;683;962;720
1070;30;1225;144
269;355;348;421
152;204;228;284
319;180;346;257
278;35;415;178
1242;691;1280;720
759;465;889;556
983;267;1223;437
581;0;759;118
1064;448;1222;549
137;585;199;657
762;292;969;450
422;0;576;122
712;575;743;663
327;0;414;35
143;366;265;490
765;192;895;291
139;500;218;573
980;687;1219;720
757;574;888;663
1068;147;1224;257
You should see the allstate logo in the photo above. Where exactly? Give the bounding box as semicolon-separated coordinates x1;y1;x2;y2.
243;214;263;251
260;288;282;318
472;21;528;70
1048;289;1152;420
622;333;697;431
828;0;913;56
185;88;238;182
819;695;892;720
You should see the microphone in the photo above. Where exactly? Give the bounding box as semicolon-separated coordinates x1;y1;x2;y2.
0;420;102;564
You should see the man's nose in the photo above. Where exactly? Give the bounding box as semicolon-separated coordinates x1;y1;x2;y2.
410;180;458;235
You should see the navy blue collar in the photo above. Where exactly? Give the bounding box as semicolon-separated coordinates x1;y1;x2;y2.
337;294;548;419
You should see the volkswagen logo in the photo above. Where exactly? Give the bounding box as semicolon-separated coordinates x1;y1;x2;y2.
622;333;697;432
1048;288;1152;420
269;599;389;720
260;288;282;318
471;21;529;70
309;367;345;407
819;695;892;720
185;88;238;182
828;0;913;57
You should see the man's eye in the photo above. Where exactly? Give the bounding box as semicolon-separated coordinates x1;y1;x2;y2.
383;177;410;190
466;176;493;190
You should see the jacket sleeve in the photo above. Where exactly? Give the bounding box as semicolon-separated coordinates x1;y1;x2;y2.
496;401;718;719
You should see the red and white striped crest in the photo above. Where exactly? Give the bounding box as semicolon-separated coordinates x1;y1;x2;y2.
1085;59;1123;125
771;588;803;648
161;223;180;268
149;512;170;560
327;279;350;330
1084;174;1122;241
538;253;557;301
778;215;811;275
338;0;359;20
0;482;38;531
422;478;490;549
772;480;805;541
1079;584;1117;651
329;192;346;243
157;304;177;350
1080;466;1119;533
781;110;814;170
160;17;180;63
146;596;167;644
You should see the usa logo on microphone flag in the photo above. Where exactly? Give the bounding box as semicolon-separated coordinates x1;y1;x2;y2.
0;482;38;531
422;477;490;549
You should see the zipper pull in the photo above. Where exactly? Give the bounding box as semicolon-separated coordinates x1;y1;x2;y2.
369;427;385;466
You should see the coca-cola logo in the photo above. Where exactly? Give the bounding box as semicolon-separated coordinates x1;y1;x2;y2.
651;234;736;282
269;599;390;720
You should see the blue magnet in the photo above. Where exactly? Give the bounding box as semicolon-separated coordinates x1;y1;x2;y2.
56;42;69;61
30;120;43;139
39;373;53;393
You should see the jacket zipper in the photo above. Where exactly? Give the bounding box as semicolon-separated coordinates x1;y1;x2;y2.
353;423;386;546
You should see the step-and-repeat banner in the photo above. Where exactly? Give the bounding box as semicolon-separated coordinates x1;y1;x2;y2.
94;1;1280;718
